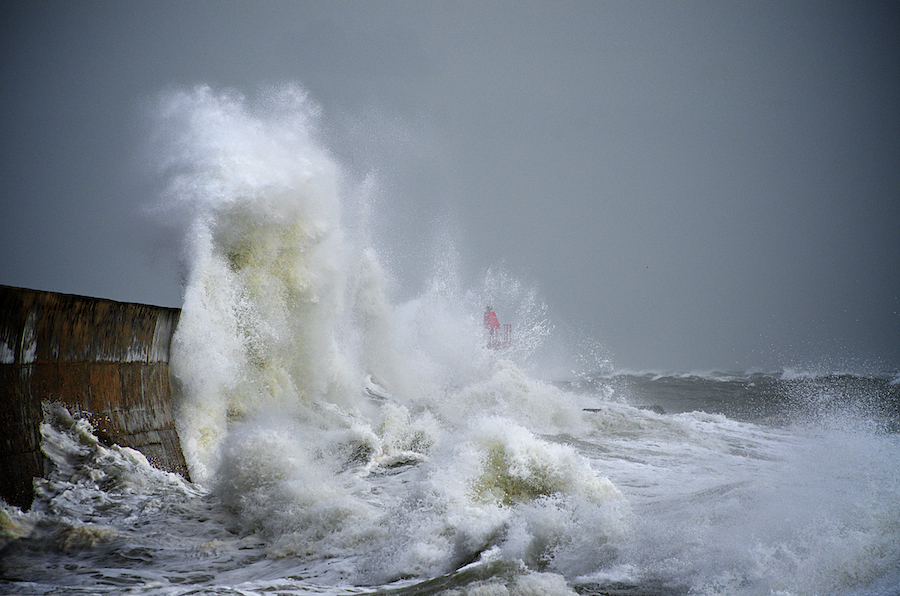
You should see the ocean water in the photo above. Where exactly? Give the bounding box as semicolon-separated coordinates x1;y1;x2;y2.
3;86;899;596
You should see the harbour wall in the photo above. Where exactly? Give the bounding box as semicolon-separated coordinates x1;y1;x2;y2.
0;285;188;509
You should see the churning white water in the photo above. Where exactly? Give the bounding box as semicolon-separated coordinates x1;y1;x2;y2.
2;85;899;596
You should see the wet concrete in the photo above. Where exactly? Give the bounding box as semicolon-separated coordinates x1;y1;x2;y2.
1;285;188;509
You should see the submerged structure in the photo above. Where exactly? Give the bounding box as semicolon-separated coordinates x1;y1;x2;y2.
0;285;188;509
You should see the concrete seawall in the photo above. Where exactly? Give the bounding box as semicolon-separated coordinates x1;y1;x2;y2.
1;285;188;509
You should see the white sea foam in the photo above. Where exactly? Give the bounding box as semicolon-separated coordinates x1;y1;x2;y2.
147;86;596;588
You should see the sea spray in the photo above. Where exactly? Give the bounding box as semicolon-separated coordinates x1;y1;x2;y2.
146;85;614;592
154;85;355;482
154;86;558;484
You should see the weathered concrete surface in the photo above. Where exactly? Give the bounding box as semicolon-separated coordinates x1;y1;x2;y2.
1;285;188;509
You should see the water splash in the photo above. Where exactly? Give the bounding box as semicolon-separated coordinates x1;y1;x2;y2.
151;85;558;486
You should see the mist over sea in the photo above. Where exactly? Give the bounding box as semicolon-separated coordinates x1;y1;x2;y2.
2;87;899;596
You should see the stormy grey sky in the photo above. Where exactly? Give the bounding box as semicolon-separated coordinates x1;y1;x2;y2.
2;1;898;372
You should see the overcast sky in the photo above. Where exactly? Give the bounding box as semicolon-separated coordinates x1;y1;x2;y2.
2;1;898;372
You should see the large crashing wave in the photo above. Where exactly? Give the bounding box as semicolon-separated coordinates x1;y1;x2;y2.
153;85;357;481
149;85;625;586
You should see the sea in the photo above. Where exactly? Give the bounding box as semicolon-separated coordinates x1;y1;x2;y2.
2;86;899;596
